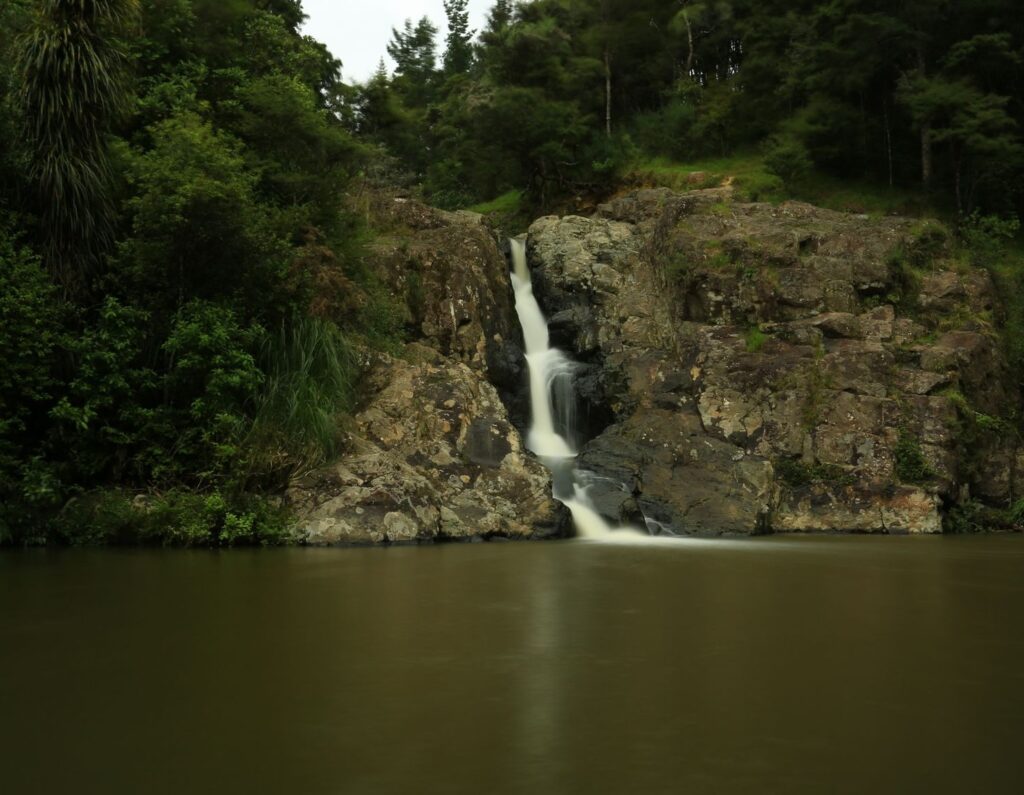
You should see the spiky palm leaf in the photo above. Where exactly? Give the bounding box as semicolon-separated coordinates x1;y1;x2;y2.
16;0;138;292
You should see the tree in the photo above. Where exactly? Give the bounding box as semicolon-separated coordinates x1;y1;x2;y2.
15;0;139;293
443;0;474;75
485;0;515;37
387;16;439;108
902;76;1020;214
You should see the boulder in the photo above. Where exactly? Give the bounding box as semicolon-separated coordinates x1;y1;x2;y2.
288;345;566;545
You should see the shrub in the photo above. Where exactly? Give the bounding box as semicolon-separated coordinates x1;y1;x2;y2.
149;490;293;547
154;301;265;484
53;488;293;547
53;490;142;546
763;134;812;185
631;98;697;160
960;212;1020;267
50;297;156;484
0;225;65;539
946;500;1018;534
1011;499;1024;526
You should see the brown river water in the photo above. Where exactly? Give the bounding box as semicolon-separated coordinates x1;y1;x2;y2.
2;535;1023;794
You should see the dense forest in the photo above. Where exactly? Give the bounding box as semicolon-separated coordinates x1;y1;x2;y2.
0;0;380;544
1;0;1023;546
367;0;1024;217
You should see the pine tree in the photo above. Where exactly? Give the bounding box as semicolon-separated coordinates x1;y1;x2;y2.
443;0;474;75
387;16;438;107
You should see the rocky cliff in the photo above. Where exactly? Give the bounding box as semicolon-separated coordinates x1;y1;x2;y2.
288;197;565;544
289;186;1021;543
527;187;1022;535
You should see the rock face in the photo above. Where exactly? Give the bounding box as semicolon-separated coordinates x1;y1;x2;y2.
288;345;564;545
288;197;566;545
528;188;1020;535
366;197;524;398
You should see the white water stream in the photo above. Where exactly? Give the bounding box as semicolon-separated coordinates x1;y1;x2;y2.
509;237;638;540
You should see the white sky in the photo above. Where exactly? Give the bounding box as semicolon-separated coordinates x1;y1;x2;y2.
301;0;492;84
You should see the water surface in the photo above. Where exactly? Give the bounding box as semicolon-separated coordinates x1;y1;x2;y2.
2;536;1022;794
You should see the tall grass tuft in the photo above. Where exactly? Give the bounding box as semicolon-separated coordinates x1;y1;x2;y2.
246;315;359;481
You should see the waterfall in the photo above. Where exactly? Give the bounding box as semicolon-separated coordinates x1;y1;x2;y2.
509;237;637;540
510;240;575;460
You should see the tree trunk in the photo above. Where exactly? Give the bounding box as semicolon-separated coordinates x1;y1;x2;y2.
953;145;963;216
859;90;868;163
683;10;694;77
921;124;933;189
917;44;932;189
604;47;612;138
884;97;894;187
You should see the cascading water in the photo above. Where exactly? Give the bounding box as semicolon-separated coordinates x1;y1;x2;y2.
510;241;575;459
509;237;636;541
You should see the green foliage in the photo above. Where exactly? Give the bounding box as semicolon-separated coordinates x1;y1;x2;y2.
442;0;474;76
734;171;786;203
387;17;438;109
0;226;61;440
959;212;1021;267
984;243;1024;390
151;490;290;547
0;224;65;539
468;190;528;234
900;74;1022;214
470;190;524;216
946;499;1021;534
630;98;697;161
51;297;156;482
883;247;924;314
353;0;1024;219
156;300;265;484
53;488;292;547
0;0;385;547
894;432;933;484
121;110;287;312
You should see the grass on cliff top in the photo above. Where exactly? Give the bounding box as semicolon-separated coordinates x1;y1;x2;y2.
470;189;525;215
628;152;941;218
629;152;783;201
468;189;530;233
